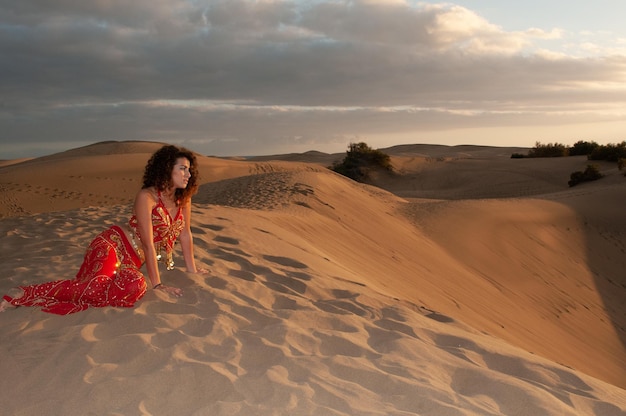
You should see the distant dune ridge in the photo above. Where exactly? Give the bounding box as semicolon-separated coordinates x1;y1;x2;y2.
0;140;624;415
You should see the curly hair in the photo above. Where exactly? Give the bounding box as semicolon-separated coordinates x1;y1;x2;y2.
142;145;200;203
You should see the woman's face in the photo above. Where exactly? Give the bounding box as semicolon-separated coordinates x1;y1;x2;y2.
171;157;191;189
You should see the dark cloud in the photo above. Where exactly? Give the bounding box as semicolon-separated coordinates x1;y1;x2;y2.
1;0;625;158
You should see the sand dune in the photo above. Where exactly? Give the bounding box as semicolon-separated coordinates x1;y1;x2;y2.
0;141;625;415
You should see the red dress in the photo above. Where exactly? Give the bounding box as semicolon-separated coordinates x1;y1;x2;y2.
3;196;184;315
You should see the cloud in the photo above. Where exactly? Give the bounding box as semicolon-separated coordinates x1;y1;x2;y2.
526;27;563;40
1;0;625;157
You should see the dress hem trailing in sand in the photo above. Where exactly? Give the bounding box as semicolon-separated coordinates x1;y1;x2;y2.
3;226;145;315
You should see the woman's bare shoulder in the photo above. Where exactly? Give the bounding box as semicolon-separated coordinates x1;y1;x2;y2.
135;187;159;206
138;187;158;198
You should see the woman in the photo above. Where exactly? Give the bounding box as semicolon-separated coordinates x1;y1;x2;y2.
1;145;208;314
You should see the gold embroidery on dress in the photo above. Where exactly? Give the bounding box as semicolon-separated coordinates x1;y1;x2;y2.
128;197;184;270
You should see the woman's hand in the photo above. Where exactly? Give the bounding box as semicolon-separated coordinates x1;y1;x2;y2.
155;284;183;297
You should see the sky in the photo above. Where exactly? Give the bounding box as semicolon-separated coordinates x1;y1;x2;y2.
1;0;626;158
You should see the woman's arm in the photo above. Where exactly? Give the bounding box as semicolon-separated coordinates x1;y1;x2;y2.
134;188;160;287
179;200;208;274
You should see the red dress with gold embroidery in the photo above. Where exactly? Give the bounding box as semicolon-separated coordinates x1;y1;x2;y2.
128;192;184;270
3;196;184;315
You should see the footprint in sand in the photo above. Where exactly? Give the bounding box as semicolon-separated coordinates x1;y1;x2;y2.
262;255;307;269
229;269;256;282
262;272;308;295
214;235;239;245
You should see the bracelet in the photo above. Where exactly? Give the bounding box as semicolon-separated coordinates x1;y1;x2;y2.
153;283;163;289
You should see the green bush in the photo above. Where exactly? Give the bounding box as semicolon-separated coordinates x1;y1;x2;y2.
527;142;569;158
569;140;599;156
618;158;626;176
513;141;626;179
588;141;626;162
568;164;603;187
331;142;392;182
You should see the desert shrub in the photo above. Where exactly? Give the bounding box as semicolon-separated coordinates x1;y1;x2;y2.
331;142;392;182
527;141;569;158
618;158;626;176
568;164;603;187
569;140;599;156
588;141;626;162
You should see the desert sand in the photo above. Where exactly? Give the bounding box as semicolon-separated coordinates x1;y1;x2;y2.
0;140;624;415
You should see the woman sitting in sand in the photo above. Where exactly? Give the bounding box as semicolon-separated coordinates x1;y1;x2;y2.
1;145;208;314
